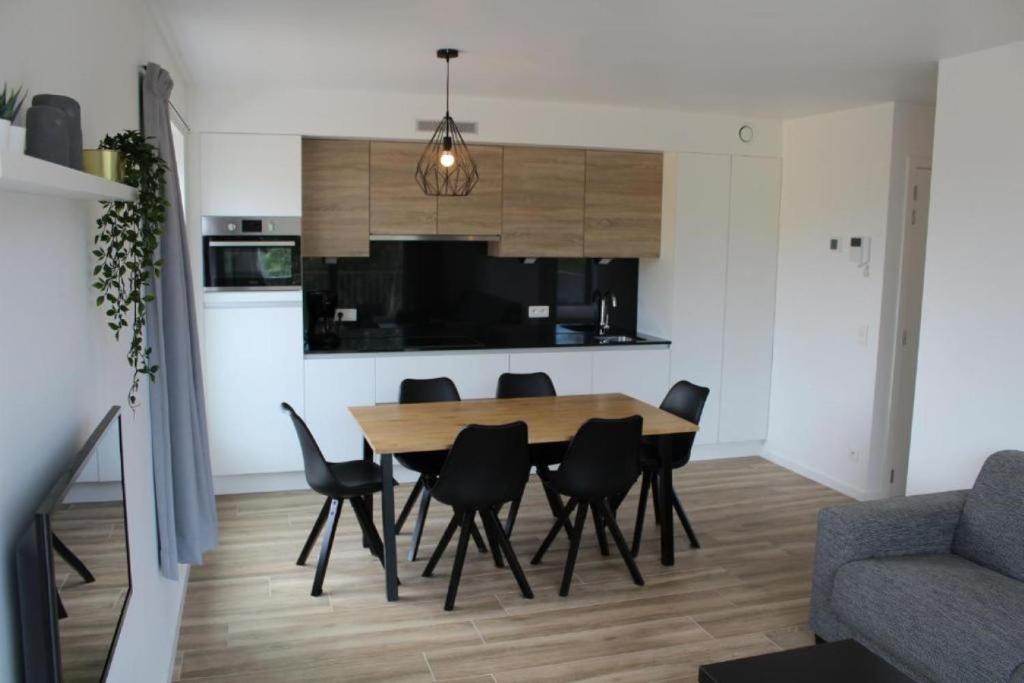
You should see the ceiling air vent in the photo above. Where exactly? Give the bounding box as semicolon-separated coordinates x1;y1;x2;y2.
416;119;478;134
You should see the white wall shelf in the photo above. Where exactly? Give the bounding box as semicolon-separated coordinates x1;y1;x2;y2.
0;151;137;202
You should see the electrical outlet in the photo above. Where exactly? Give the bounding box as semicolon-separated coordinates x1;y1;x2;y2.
334;308;357;322
528;305;550;319
848;449;860;463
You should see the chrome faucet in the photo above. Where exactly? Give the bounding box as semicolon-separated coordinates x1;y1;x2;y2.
593;290;618;334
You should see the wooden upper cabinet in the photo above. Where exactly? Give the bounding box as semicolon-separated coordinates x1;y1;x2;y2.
437;145;503;235
495;147;585;257
584;150;663;258
370;141;437;235
302;138;370;258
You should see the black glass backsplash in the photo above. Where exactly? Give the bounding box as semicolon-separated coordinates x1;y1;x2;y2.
303;242;638;339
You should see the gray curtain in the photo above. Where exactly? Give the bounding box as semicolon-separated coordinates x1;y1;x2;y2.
143;63;218;579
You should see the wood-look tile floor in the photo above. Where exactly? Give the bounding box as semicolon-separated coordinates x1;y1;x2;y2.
174;457;849;682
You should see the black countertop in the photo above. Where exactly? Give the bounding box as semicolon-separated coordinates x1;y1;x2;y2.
305;323;669;355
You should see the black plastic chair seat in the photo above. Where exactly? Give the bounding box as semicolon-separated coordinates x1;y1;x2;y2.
324;460;386;497
396;451;447;476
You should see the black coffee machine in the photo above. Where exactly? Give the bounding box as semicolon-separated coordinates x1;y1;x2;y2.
306;290;339;350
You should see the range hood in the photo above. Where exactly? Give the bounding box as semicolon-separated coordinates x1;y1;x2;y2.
369;234;499;242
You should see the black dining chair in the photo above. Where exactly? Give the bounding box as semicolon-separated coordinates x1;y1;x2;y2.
422;421;534;611
394;377;487;561
628;380;709;556
281;402;390;597
495;372;570;537
532;416;645;596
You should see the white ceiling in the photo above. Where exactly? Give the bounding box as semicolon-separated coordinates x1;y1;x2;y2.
154;0;1024;118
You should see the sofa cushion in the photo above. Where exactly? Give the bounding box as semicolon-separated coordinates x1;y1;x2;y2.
953;450;1024;581
832;554;1024;683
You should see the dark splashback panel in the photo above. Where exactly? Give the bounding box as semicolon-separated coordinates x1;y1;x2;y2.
303;242;638;330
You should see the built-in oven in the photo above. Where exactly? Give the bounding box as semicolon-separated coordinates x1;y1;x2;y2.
202;217;302;289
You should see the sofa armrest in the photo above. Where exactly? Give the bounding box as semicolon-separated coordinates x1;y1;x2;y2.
809;490;968;640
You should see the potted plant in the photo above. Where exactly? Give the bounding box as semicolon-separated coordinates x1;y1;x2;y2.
92;130;168;406
0;83;27;153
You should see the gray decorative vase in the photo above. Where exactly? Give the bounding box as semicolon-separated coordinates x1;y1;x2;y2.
25;105;70;167
32;94;82;169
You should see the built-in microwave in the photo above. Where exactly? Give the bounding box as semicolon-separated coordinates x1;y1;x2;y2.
202;217;302;289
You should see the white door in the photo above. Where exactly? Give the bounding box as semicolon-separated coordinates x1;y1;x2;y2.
303;357;375;461
671;153;731;445
719;156;781;442
591;347;671;407
374;352;510;403
888;162;932;495
204;292;305;475
199;133;302;216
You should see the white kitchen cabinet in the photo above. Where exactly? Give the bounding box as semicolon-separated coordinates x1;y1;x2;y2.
374;352;510;403
672;153;732;444
719;155;781;442
204;291;305;475
200;133;302;216
591;347;671;407
508;349;593;395
303;356;375;461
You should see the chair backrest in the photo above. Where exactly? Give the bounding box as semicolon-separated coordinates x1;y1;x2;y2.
952;450;1024;581
496;372;557;399
558;416;643;499
430;422;530;509
660;380;710;466
399;377;461;404
280;402;335;493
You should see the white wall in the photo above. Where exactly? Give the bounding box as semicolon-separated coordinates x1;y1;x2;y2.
907;41;1024;494
764;102;933;499
0;1;191;680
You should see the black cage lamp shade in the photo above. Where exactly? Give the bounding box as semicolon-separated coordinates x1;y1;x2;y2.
415;49;479;196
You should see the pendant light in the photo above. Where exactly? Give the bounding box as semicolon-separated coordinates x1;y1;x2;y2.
415;48;479;196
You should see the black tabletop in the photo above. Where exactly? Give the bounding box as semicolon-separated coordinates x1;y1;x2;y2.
698;640;914;683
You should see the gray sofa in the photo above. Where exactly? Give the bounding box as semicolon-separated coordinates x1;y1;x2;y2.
810;450;1024;682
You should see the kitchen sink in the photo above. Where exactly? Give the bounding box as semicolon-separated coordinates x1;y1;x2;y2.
595;334;635;344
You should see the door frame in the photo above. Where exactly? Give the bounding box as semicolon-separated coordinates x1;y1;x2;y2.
883;156;932;496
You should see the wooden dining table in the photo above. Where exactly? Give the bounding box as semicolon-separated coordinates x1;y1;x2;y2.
349;392;698;601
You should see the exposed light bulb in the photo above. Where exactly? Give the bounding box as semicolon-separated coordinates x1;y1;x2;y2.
439;150;455;167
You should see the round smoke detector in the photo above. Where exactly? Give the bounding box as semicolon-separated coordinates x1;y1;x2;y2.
738;125;754;143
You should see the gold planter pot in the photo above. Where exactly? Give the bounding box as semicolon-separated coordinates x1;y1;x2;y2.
82;149;124;182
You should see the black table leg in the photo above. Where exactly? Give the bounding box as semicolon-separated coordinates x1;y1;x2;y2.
659;435;675;566
362;439;373;548
379;451;399;601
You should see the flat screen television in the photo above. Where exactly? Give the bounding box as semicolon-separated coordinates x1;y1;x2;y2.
16;406;131;682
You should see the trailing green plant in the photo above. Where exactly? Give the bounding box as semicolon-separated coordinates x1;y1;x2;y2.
0;83;27;121
92;130;168;407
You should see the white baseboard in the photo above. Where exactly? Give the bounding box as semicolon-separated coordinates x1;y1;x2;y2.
761;449;870;500
165;564;190;683
690;440;764;461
